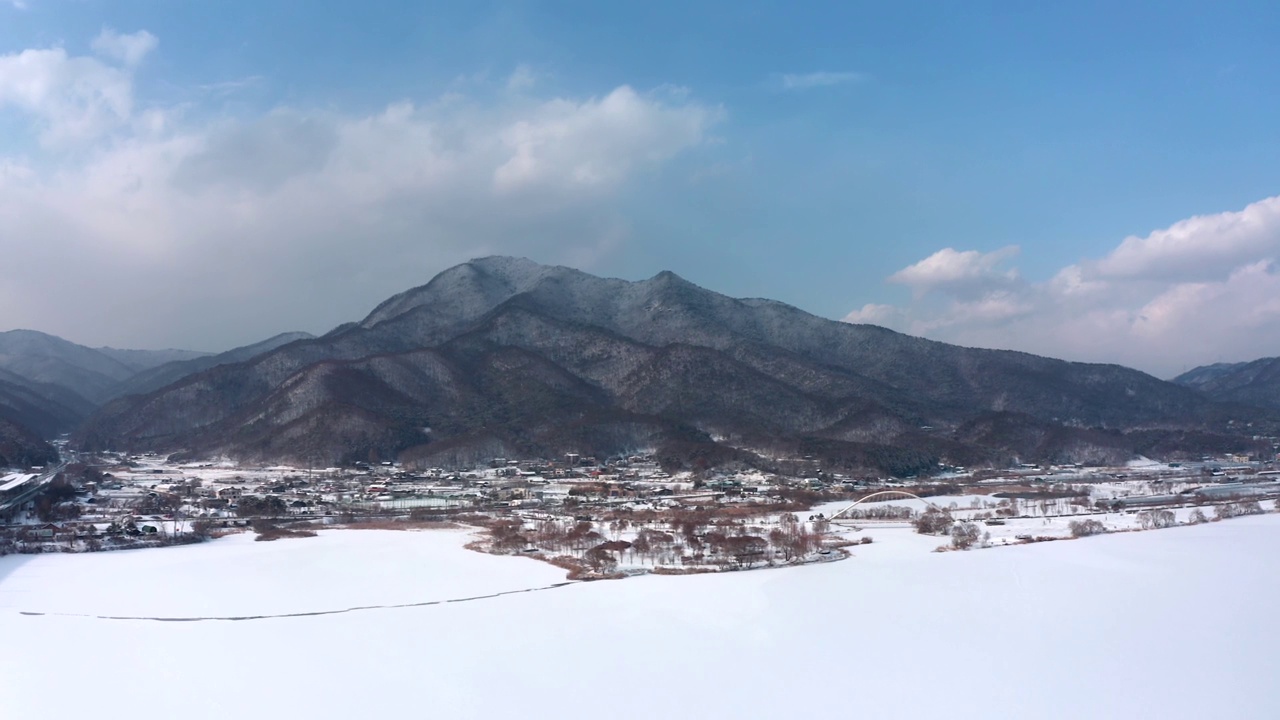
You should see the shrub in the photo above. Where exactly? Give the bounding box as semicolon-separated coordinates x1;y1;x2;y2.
252;519;317;542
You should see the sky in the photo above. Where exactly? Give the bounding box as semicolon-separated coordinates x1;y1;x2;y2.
0;1;1278;378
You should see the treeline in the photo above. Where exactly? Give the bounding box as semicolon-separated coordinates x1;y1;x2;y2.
480;510;832;575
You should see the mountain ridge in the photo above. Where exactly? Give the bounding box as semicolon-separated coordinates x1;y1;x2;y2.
0;327;313;465
71;256;1276;472
110;331;316;400
1175;357;1280;412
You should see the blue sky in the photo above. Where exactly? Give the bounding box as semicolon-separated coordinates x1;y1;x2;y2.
1;1;1278;376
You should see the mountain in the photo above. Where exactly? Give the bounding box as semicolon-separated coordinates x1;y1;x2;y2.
1175;357;1280;412
110;332;315;399
73;257;1275;473
0;415;57;469
0;329;304;439
0;329;215;406
1172;362;1246;390
0;329;140;406
0;370;95;437
95;347;211;374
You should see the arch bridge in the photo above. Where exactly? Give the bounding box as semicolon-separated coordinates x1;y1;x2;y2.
825;490;941;523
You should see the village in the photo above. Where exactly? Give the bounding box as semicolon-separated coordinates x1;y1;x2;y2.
4;442;1280;576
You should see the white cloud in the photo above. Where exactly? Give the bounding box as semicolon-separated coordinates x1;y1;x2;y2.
843;303;904;326
919;291;1034;332
493;85;719;193
888;246;1020;299
1092;194;1280;282
845;194;1280;377
778;71;864;90
91;28;158;68
506;64;537;92
0;44;139;145
0;36;721;351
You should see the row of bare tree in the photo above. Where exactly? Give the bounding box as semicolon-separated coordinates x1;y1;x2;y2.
484;510;831;571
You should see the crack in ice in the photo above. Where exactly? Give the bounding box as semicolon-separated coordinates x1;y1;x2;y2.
17;581;580;622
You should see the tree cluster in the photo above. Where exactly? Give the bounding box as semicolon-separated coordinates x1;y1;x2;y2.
1137;510;1176;530
913;507;954;536
1069;519;1106;537
1213;501;1264;521
843;504;915;521
487;507;828;572
490;518;531;552
767;513;823;562
236;495;288;517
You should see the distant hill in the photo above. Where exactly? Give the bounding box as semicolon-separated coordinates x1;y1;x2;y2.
0;329;140;405
74;257;1275;473
0;328;308;440
1175;357;1280;412
110;332;315;399
95;346;211;374
1172;362;1246;389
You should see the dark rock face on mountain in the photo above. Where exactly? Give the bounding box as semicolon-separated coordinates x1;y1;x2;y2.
73;257;1273;473
1175;358;1280;412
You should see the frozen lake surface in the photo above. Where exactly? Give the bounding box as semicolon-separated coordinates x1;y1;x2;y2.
2;517;1277;719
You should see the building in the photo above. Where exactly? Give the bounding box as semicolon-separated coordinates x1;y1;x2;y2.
0;473;41;518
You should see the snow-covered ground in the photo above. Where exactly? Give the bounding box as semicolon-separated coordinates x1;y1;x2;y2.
0;528;564;618
3;518;1279;719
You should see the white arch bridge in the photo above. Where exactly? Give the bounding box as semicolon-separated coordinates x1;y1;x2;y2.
824;490;942;525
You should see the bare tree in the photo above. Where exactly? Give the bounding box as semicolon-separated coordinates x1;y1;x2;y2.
950;522;981;550
723;535;768;568
585;544;617;572
631;533;652;565
768;527;789;561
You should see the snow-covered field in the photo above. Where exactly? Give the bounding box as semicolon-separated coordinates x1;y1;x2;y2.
3;518;1278;719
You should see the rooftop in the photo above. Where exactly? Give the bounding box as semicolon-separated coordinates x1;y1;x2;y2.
0;473;38;493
